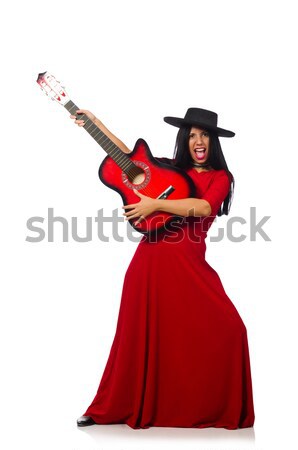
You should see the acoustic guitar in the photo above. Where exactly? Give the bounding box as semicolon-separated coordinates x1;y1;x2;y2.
37;72;196;235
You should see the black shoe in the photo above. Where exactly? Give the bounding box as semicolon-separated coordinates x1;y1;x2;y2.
77;416;96;427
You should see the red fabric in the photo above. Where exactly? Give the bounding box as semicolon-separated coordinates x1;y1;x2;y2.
84;168;255;429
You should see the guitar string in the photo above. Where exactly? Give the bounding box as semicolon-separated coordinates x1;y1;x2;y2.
67;103;166;206
69;107;154;184
84;119;158;189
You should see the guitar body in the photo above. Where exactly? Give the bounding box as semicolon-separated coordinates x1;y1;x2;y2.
99;138;196;235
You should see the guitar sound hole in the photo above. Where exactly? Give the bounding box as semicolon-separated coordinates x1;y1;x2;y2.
127;167;145;185
121;160;151;191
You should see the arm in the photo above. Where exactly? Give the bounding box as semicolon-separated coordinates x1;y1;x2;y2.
123;190;211;224
70;109;132;154
155;197;211;217
123;170;230;223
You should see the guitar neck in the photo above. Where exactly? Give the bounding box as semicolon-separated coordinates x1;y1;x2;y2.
64;100;134;173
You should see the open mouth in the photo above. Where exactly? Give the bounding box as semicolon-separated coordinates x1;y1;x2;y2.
194;148;206;161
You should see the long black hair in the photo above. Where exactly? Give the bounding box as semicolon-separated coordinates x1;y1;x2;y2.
173;126;234;216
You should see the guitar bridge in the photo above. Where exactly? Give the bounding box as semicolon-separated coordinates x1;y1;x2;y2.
157;185;175;199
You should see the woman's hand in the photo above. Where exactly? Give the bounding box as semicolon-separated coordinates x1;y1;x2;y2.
70;109;96;127
123;190;159;224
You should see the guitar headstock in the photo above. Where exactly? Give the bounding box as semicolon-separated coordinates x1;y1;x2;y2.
37;72;70;105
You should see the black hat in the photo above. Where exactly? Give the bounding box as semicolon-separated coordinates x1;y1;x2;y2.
164;107;235;137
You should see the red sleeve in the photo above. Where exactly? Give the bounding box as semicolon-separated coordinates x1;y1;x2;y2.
201;170;230;216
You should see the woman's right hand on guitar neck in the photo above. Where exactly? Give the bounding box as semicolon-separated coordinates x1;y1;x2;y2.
70;110;131;154
70;109;96;127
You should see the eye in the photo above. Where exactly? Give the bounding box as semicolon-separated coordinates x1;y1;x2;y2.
202;131;209;137
189;133;195;139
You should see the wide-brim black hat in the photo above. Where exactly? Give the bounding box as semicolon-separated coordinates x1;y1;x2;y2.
164;107;235;137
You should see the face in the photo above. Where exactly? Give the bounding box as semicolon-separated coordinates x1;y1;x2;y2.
188;127;210;164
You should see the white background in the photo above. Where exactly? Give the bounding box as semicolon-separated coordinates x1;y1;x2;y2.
1;1;297;449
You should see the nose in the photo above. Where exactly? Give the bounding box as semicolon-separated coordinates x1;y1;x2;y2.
195;135;203;145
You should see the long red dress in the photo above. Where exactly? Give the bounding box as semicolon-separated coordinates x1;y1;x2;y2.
84;167;255;429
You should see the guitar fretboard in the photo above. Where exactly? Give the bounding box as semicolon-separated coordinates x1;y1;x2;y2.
64;100;137;174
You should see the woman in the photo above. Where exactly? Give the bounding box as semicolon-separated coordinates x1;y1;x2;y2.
71;107;255;429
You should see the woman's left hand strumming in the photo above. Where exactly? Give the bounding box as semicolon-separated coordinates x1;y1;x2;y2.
123;190;159;225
